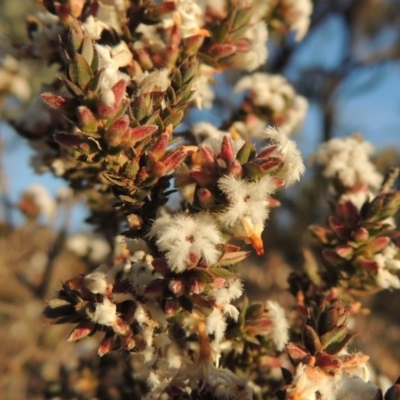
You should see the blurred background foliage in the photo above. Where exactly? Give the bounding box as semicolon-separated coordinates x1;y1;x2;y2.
1;0;400;398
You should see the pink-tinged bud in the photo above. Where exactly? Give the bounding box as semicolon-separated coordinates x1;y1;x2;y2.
315;352;341;373
336;245;353;259
136;48;154;70
213;277;226;288
144;1;176;21
197;188;215;208
152;132;170;159
104;115;130;147
76;106;98;133
164;299;179;315
322;249;342;265
370;236;391;253
120;335;135;350
256;145;278;159
152;258;170;275
121;125;158;148
189;279;206;295
113;317;131;336
68;321;94;342
189;170;215;186
328;216;350;239
112;79;127;107
97;98;117;119
152;161;166;177
41;93;76;113
162;147;187;174
98;334;114;357
336;201;359;226
169;24;181;48
267;198;281;208
227;160;243;176
271;177;285;188
354;227;369;242
209;43;237;60
143;279;167;298
234;38;251;53
55;3;72;25
355;256;379;271
184;35;206;55
169;279;185;296
200;146;218;169
188;252;200;266
220;135;235;164
286;342;309;366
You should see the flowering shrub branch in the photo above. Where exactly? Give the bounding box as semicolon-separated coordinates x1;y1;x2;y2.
2;0;400;399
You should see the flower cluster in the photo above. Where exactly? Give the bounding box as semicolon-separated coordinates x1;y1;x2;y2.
234;73;308;136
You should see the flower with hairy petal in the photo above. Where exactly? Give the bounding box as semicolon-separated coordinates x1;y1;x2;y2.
263;127;305;186
148;213;223;272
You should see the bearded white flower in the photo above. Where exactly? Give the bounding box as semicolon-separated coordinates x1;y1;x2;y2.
230;21;268;72
265;300;289;351
312;136;383;190
148;213;223;272
93;298;118;326
263;127;305;186
374;244;400;289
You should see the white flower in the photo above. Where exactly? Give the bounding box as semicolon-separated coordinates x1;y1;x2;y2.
162;0;205;39
312;136;383;190
213;278;243;305
235;73;308;135
230;21;268;72
263;127;305;186
266;300;289;351
217;174;277;234
83;265;109;294
26;184;57;222
206;307;227;343
93;298;117;326
374;244;400;289
148;213;223;272
191;64;215;109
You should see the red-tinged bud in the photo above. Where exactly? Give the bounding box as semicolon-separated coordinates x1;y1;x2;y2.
189;170;215;186
112;79;128;107
104;115;130;147
169;24;181;48
76;106;98;133
143;279;167;298
213;277;226;288
272;177;285;188
120;335;135;350
257;145;278;159
113;317;131;336
354;227;369;242
370;236;391;253
354;256;379;271
152;132;170;159
328;216;350;239
189;279;206;295
220;135;235;164
322;249;342;265
166;45;179;68
144;1;176;21
136;48;154;70
164;299;179;315
41;93;76;113
152;258;170;275
286;342;310;366
68;321;94;342
122;125;158;148
316;352;341;373
98;334;114;356
184;35;206;55
336;201;359;226
55;3;72;26
209;43;237;60
162;147;187;174
200;146;218;169
169;279;185;296
227;160;243;177
54;132;95;154
188;252;200;266
197;188;215;208
336;245;353;259
267;198;281;208
97;98;117;119
152;161;166;177
234;38;251;53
